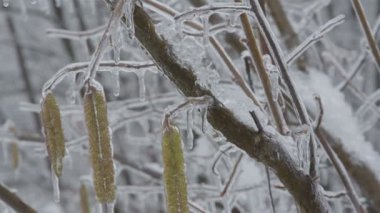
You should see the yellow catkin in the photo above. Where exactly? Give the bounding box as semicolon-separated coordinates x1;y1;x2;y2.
40;92;65;177
162;124;189;213
11;142;19;170
83;85;115;203
80;183;91;213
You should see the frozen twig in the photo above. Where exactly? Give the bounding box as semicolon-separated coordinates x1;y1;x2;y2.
314;97;365;213
143;0;264;111
46;24;106;40
286;15;345;66
129;4;331;212
42;61;155;93
174;3;250;21
84;0;126;82
265;167;276;213
351;0;380;71
238;6;289;134
249;0;318;179
164;96;213;119
220;153;243;197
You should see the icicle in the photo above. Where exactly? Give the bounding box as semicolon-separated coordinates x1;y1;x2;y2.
175;19;184;40
137;70;146;101
112;71;120;97
112;23;121;97
99;202;115;213
2;142;8;165
124;0;136;39
39;0;49;15
51;168;60;203
2;0;9;7
200;108;207;133
89;0;96;15
202;14;210;47
186;108;194;150
54;0;61;7
66;73;77;104
20;0;28;21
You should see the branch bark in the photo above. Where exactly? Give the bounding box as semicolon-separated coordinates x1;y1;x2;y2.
132;5;330;212
0;184;36;213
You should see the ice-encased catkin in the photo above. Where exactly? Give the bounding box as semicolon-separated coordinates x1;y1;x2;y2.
80;183;90;213
162;125;189;213
41;92;65;177
83;85;116;203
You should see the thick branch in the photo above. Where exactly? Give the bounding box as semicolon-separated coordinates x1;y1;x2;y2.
0;184;36;213
132;6;330;212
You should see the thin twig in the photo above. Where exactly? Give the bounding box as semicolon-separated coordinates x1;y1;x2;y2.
314;97;365;213
351;0;380;71
265;167;276;213
85;0;126;82
249;0;318;178
174;3;250;21
143;0;264;111
220;153;244;197
42;61;155;93
286;15;345;66
238;5;289;134
46;25;106;40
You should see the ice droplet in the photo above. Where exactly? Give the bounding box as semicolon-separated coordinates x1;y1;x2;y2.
2;0;9;7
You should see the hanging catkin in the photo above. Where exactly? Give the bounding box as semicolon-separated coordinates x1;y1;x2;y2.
83;83;115;203
162;123;189;213
41;92;65;177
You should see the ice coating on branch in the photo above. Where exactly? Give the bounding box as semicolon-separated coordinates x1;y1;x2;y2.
156;20;266;129
263;55;280;102
294;70;380;177
156;20;220;91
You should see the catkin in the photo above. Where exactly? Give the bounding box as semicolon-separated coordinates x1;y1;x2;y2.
11;142;19;170
83;84;115;203
162;124;189;213
80;183;90;213
41;92;65;177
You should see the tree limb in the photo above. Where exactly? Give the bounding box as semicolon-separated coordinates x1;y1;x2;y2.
132;5;330;212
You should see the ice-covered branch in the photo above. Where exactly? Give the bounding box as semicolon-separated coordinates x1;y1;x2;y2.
286;15;345;66
174;3;250;22
46;25;106;40
42;61;155;93
130;5;330;212
84;0;126;82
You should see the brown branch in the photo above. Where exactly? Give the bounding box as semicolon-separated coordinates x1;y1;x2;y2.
351;0;380;71
266;0;306;71
132;5;330;212
0;184;36;213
